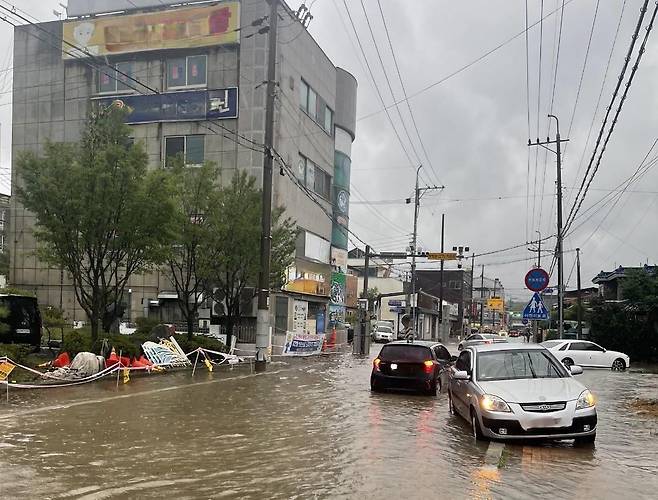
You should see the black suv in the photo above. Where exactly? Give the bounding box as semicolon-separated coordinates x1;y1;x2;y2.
371;341;455;396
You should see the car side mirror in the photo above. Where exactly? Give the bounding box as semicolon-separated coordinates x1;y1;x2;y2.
570;365;583;375
453;370;470;380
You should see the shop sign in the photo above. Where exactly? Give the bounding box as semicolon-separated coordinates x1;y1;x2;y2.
63;3;240;59
293;300;308;335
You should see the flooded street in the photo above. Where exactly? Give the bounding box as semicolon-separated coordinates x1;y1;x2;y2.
1;345;657;499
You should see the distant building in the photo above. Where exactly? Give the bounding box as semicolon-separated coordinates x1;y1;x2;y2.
592;265;657;301
0;194;8;254
563;287;598;306
416;268;474;335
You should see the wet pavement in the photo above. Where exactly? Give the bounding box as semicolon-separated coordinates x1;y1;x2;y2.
1;342;657;499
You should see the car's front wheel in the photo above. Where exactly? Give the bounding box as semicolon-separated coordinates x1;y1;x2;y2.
471;407;488;441
612;358;626;371
575;433;596;445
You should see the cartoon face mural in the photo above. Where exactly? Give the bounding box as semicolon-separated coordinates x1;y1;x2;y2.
73;22;95;48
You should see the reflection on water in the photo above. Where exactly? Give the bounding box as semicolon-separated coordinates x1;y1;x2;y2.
0;352;657;499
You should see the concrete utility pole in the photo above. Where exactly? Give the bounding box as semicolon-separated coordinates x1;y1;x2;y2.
492;278;498;328
469;253;475;335
577;247;582;340
479;265;485;328
407;166;443;340
528;114;568;340
255;0;279;370
438;214;445;327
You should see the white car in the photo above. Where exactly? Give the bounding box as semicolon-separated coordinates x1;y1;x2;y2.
372;325;395;343
541;340;630;371
449;344;597;443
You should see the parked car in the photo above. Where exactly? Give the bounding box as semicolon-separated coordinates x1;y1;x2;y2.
371;341;455;395
448;344;597;443
541;340;630;371
497;330;508;337
372;324;395;343
0;294;43;349
508;330;520;338
458;333;507;351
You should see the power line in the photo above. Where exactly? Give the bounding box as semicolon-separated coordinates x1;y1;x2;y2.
564;0;652;234
375;0;443;187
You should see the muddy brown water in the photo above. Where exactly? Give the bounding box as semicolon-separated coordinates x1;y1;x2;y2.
1;346;657;499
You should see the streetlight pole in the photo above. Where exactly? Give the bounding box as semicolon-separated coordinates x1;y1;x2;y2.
410;165;422;341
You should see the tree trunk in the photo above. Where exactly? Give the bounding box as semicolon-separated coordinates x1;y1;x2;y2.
187;313;194;341
90;316;100;343
225;315;234;352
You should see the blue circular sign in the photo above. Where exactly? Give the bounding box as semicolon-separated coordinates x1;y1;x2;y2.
525;268;549;292
522;319;529;325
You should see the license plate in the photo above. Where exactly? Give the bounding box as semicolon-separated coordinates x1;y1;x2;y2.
390;363;398;370
529;416;564;428
16;329;30;334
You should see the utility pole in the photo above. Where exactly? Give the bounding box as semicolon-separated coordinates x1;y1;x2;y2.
255;0;279;370
407;166;443;341
438;214;445;335
469;253;475;336
479;265;485;329
529;114;568;340
528;230;542;268
577;247;582;340
492;278;498;329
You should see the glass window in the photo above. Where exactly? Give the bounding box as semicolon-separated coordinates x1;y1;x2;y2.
185;135;204;165
313;166;330;199
165;136;185;164
324;106;333;133
165;136;204;166
98;67;116;93
476;350;567;381
167;58;187;88
306;159;315;189
116;62;133;91
300;80;309;111
296;157;306;182
434;345;451;361
584;343;605;352
455;351;471;372
187;55;207;86
308;88;317;120
379;345;432;362
569;342;589;351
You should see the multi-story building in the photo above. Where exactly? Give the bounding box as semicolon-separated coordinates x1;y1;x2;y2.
9;0;357;346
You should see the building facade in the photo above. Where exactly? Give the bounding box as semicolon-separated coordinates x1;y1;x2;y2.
9;0;357;344
592;265;656;301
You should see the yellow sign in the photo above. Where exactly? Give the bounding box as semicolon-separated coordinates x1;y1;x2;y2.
487;298;504;311
0;361;16;381
62;3;240;60
427;252;458;261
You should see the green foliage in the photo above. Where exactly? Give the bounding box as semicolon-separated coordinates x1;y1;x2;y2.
622;269;658;306
203;171;297;346
174;334;228;355
16;105;177;341
360;287;380;301
134;316;162;336
165;161;221;339
43;306;67;330
0;305;9;336
61;329;93;358
0;250;9;277
0;343;31;364
0;287;35;297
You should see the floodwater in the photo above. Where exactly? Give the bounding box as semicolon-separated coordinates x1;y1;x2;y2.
1;344;657;499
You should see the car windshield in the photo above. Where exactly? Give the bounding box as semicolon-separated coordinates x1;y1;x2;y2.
476;350;568;381
540;340;563;348
376;326;393;332
379;345;431;362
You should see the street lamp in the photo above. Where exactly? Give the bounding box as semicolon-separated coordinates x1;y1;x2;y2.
492;278;500;328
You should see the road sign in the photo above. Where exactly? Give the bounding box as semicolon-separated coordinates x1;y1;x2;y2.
0;361;15;381
522;292;549;320
522;318;529;325
486;297;504;311
427;252;458;261
389;300;403;307
525;268;550;292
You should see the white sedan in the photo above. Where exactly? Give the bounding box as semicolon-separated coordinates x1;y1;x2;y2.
541;340;630;371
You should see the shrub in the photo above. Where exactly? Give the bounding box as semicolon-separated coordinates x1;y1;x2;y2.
134;316;162;336
0;343;31;364
61;329;93;358
174;334;227;355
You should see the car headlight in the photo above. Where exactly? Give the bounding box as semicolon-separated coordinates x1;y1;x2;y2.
576;390;596;410
481;394;511;412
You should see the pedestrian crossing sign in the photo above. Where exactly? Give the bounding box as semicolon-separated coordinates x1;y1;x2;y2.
522;292;549;320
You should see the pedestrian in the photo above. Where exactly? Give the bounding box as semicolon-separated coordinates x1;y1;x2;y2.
525;329;531;343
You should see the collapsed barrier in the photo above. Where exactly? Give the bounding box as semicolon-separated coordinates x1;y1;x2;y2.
0;337;245;395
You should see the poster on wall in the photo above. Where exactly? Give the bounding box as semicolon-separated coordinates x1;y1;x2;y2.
330;272;346;305
282;333;325;356
62;3;240;59
293;300;308;335
328;304;346;326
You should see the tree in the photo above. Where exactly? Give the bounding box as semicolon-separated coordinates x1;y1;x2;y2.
17;105;176;341
204;171;296;349
165;160;221;340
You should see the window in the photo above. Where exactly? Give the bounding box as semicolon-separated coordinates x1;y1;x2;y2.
476;350;567;381
433;345;451;361
455;351;471;372
165;135;205;166
323;105;333;133
298;155;332;200
380;345;432;362
568;342;590;351
97;62;133;94
584;343;605;352
167;55;207;89
299;78;332;134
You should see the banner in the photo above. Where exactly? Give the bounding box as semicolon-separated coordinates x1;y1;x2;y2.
95;88;238;124
63;3;240;59
282;333;325;356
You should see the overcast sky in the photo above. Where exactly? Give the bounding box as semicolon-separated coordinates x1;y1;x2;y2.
2;0;658;300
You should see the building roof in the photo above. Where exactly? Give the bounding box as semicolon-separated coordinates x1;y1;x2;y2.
592;265;657;284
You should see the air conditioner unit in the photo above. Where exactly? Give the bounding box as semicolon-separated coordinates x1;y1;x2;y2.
211;288;226;318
